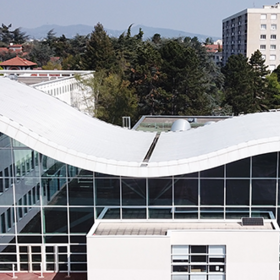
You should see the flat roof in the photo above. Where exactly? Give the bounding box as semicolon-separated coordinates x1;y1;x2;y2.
93;221;275;236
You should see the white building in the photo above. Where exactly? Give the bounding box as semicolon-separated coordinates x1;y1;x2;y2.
87;220;279;280
222;3;280;70
0;77;280;279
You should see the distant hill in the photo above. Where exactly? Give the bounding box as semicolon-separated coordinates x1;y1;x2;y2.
22;24;220;42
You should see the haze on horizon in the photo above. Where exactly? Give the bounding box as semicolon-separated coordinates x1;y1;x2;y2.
2;0;270;37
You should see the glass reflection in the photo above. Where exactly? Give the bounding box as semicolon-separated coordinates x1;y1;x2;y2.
0;133;11;148
252;179;276;205
200;166;224;178
226;158;250;178
252;152;277;177
148;179;172;206
226;179;249;205
200;179;224;205
44;207;67;233
69;178;93;205
69;207;94;233
122;178;146;206
95;179;120;206
174;179;198;205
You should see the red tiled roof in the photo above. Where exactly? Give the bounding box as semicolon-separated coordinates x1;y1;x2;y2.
8;44;22;48
0;47;9;53
0;56;36;66
205;44;222;53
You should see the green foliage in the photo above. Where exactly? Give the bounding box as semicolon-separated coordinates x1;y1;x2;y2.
42;60;62;70
222;50;277;115
8;21;280;121
222;54;254;115
27;41;54;67
82;23;116;71
0;24;28;45
265;73;280;108
159;40;211;115
76;71;138;126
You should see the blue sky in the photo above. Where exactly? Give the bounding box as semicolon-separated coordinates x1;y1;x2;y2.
2;0;271;37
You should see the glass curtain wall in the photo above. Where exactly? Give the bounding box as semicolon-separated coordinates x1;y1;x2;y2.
0;132;279;272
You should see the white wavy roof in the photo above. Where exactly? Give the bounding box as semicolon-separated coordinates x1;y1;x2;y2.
1;77;280;177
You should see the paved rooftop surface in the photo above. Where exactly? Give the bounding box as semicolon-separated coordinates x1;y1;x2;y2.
0;273;87;280
94;221;274;235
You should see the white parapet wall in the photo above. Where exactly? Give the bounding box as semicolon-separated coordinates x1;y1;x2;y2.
87;220;279;280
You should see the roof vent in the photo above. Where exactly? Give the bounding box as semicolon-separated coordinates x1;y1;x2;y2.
241;217;264;226
171;119;191;132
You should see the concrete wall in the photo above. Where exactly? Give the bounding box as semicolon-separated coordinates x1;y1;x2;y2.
87;236;171;280
169;230;279;280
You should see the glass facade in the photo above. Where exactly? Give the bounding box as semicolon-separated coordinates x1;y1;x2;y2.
0;132;279;272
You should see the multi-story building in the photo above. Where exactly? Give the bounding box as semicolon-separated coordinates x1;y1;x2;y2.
223;3;280;70
1;77;280;279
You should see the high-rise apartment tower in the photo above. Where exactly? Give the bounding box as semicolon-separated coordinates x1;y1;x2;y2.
223;3;280;70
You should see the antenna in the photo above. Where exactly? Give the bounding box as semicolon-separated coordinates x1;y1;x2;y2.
253;2;255;7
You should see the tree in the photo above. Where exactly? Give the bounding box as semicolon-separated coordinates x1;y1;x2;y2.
130;42;168;115
159;40;210;115
222;54;254;115
12;27;29;44
203;37;214;45
0;24;13;45
76;71;138;126
249;50;270;111
82;23;116;71
265;73;280;109
27;41;54;67
0;24;29;45
273;64;280;82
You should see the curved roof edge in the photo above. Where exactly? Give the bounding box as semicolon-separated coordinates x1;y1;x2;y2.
1;78;280;178
1;115;280;178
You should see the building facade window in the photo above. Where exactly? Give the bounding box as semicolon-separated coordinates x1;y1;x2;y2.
260;45;266;50
171;245;226;280
271;14;277;19
261;24;267;30
270;45;276;50
271;34;277;40
271;24;277;30
0;133;279;272
261;14;267;19
270;55;276;61
260;34;266;40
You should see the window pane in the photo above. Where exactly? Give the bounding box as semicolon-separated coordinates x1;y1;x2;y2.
95;178;120;206
252;153;277;177
209;245;225;255
226;179;249;205
191;246;207;254
200;166;224;178
122;208;146;219
69;178;93;205
252;179;276;205
201;180;224;205
174;179;198;206
149;208;172;219
44;207;67;233
69;207;94;233
226;158;250;178
122;178;146;206
148;179;172;206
